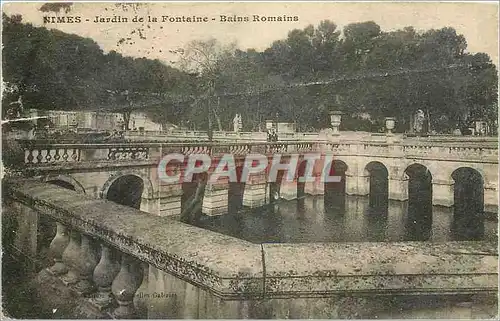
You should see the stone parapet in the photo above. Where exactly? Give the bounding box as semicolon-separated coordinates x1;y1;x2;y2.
3;179;498;319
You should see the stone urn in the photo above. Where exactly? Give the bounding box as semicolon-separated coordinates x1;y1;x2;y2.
385;117;396;135
329;111;343;135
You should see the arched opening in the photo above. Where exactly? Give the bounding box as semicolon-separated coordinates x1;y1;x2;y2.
296;160;307;199
365;161;389;207
106;175;144;210
296;160;308;213
324;160;347;212
365;162;389;239
48;180;76;191
228;164;246;214
268;170;285;204
405;164;433;241
181;172;207;219
451;167;484;240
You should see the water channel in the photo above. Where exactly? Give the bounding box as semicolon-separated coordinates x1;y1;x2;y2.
195;194;498;244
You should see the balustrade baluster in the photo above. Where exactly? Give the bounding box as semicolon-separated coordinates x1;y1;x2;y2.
45;149;53;162
74;235;99;295
62;149;69;161
47;223;70;276
54;148;61;161
36;149;44;163
111;254;143;318
61;230;82;285
26;149;34;164
90;244;120;309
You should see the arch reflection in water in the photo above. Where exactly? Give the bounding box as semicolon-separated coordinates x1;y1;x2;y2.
405;164;433;241
324;160;347;212
106;175;144;210
228;165;246;214
452;167;485;241
365;162;389;240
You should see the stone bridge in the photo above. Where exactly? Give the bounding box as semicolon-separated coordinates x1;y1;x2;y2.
17;134;498;219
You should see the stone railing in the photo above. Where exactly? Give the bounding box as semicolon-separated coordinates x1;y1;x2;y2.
124;130;320;142
18;141;324;168
13;135;498;170
3;179;498;319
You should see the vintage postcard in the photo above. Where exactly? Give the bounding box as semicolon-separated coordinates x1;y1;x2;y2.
1;1;498;319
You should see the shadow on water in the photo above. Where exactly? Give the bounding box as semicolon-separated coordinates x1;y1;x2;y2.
452;167;485;241
195;191;496;244
405;164;433;241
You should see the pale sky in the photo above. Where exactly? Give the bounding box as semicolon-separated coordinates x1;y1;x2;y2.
2;1;499;66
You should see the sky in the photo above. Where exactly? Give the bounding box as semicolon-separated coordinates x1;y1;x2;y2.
2;1;499;67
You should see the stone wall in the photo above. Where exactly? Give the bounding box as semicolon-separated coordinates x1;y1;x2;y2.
2;179;498;319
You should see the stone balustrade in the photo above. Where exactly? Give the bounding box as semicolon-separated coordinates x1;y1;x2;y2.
16;136;499;169
3;179;498;319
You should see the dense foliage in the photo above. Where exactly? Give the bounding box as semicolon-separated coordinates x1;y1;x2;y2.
2;14;498;133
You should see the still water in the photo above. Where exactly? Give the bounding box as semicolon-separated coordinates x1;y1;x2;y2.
195;194;498;244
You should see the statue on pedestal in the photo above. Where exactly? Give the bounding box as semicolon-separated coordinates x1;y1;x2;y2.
413;109;425;134
233;114;242;132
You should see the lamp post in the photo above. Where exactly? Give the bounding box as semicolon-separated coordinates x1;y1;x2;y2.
329;111;342;135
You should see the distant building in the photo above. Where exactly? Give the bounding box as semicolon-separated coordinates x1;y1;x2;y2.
28;109;163;131
265;120;296;133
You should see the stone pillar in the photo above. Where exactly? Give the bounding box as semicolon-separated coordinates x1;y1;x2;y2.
345;174;370;196
243;183;268;208
483;183;498;213
243;173;269;208
91;244;120;310
386;201;407;241
432;179;455;207
431;206;454;242
388;177;409;201
111;254;143;319
280;180;297;200
47;222;70;276
202;183;228;216
158;184;182;217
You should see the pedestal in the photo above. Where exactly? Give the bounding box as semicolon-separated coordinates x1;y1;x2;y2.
345;175;370;196
280;181;297;200
388;178;409;201
159;196;182;217
242;183;268;208
202;184;228;216
432;180;455;207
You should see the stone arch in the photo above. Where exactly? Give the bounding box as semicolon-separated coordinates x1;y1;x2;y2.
228;164;246;213
100;169;154;199
43;174;86;194
404;163;433;241
399;160;435;181
451;167;485;240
